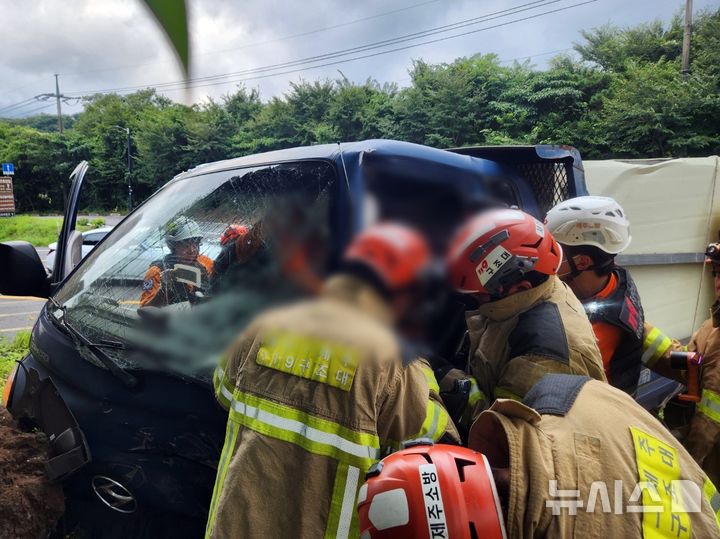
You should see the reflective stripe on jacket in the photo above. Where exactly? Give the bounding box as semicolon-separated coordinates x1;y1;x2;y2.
465;275;606;420
206;275;458;539
469;376;720;538
140;254;213;306
685;314;720;486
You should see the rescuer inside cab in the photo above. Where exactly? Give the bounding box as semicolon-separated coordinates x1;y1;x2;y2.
435;208;605;429
545;196;649;394
205;222;459;539
212;223;262;278
140;216;214;307
358;374;720;538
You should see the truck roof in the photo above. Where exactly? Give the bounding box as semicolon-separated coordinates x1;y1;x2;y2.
172;139;500;181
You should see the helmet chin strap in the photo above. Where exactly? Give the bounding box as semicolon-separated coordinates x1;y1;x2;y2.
559;255;583;284
559;255;614;286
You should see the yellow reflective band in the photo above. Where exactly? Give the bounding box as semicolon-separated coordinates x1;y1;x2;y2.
630;426;691;539
256;330;359;392
205;419;240;539
413;400;449;442
213;366;233;411
420;366;440;394
643;327;662;349
494;387;521;401
325;463;360;539
228;389;380;470
642;327;674;367
467;378;486;408
697;388;720;425
703;478;720;530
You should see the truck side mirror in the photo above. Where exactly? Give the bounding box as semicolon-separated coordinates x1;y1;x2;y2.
0;241;50;298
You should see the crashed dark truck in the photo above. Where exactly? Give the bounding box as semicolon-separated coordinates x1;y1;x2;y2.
2;139;618;536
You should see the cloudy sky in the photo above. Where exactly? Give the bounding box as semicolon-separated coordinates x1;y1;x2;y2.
0;0;716;117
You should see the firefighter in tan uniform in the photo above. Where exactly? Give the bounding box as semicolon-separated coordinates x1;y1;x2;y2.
437;209;605;429
685;313;720;487
358;375;720;539
633;243;720;486
205;223;459;539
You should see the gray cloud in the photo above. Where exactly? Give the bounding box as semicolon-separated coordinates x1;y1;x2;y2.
0;0;715;117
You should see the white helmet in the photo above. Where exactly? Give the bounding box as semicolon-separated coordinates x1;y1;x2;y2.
165;216;202;245
545;196;631;255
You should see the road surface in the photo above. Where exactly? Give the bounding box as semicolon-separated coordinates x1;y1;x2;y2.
0;215;123;341
0;246;51;339
0;296;45;340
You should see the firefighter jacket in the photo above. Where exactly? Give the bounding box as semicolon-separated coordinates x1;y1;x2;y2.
463;275;606;417
206;274;459;539
469;375;720;539
685;304;720;487
140;254;213;306
642;321;685;382
583;266;645;394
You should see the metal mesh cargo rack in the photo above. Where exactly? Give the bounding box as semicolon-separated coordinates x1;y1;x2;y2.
447;145;587;217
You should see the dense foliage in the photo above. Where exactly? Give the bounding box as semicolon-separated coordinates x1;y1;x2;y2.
1;9;718;212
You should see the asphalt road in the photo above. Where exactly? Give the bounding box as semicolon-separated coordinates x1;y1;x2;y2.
0;216;123;341
0;296;45;339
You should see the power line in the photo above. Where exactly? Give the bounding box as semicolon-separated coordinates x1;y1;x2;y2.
59;0;441;77
65;0;577;96
77;0;597;97
5;102;56;118
34;75;82;130
67;0;560;94
182;0;563;85
0;97;39;115
4;0;597;114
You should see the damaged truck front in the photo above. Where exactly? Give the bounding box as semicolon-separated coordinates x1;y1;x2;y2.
1;140;588;537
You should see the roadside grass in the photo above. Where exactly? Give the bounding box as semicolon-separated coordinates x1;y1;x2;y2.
0;215;105;246
0;331;31;397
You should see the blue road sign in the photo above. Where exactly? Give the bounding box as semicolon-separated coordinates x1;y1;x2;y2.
1;163;14;175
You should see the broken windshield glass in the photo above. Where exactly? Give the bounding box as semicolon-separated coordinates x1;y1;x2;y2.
54;160;338;380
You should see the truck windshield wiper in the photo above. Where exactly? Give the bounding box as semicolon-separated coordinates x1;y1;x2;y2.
48;297;138;388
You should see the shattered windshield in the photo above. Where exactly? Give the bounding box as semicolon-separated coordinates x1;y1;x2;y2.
54;160;337;380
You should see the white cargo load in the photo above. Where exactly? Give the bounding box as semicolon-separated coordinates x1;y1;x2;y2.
584;156;720;340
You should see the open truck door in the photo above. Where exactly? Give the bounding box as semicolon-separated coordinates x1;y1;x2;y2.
51;161;89;286
0;161;88;297
3;161;93;486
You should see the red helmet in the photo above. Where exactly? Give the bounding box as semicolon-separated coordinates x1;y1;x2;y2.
446;209;561;295
358;443;507;539
220;224;249;246
344;223;431;290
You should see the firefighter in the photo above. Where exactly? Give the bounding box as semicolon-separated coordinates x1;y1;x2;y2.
206;222;460;539
140;216;213;307
545;196;647;394
677;242;720;487
358;374;720;538
210;223;264;287
438;209;605;428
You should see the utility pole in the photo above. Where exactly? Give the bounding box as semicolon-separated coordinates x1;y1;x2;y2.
112;125;133;211
35;75;79;132
681;0;693;78
125;127;132;211
54;74;64;133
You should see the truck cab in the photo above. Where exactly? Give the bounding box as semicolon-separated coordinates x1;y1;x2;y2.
1;140;587;537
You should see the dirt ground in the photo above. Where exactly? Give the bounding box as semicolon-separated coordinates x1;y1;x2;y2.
0;407;64;538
